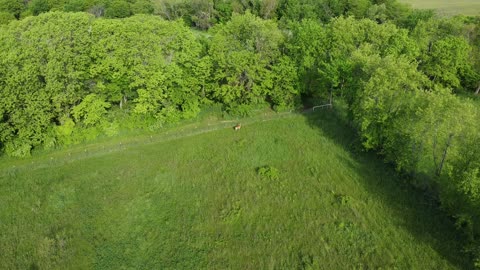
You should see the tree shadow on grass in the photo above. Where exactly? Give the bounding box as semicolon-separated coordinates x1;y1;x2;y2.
302;107;472;269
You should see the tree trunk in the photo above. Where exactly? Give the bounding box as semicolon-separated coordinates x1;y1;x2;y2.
119;95;127;109
411;140;424;173
475;82;480;95
329;89;333;108
436;133;454;177
433;133;438;171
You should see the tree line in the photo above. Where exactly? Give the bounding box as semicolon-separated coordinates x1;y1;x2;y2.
0;0;445;29
1;2;480;267
0;0;154;23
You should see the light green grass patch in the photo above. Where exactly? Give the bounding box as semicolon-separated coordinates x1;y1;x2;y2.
0;111;469;269
400;0;480;16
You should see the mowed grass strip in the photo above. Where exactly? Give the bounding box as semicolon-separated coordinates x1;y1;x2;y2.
399;0;480;16
0;112;468;269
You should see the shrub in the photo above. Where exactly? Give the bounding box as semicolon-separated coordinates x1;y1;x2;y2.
225;104;256;117
54;117;76;146
72;94;111;127
335;194;352;206
257;165;280;181
5;140;32;157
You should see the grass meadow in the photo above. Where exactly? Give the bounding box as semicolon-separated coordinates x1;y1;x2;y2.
0;108;470;269
399;0;480;16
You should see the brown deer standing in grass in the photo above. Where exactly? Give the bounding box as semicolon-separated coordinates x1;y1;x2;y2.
234;123;241;131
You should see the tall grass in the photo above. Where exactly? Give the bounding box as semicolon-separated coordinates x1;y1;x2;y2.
0;110;469;269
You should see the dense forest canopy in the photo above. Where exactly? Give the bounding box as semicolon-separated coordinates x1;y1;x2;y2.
0;0;458;27
1;0;480;267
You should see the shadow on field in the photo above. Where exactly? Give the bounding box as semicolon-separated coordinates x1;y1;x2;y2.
302;107;471;269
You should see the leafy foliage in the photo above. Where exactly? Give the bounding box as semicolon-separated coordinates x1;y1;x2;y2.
72;94;111;126
105;0;132;18
0;13;204;156
208;12;297;112
1;3;480;268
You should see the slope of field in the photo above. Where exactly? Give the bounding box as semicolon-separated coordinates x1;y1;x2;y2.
0;111;469;269
400;0;480;16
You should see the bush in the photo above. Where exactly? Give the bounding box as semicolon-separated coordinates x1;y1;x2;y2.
5;140;32;158
257;165;280;181
72;94;111;127
225;104;256;117
54;117;76;146
101;120;120;137
335;194;352;206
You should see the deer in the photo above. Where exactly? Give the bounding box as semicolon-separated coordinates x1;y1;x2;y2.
234;123;241;131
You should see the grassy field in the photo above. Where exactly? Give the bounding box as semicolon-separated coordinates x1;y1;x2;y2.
0;109;470;269
399;0;480;16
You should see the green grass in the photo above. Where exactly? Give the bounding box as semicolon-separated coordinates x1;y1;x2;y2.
0;110;470;269
399;0;480;17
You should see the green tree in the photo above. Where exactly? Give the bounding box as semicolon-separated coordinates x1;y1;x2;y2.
72;94;111;126
421;36;471;89
0;12;94;156
269;56;299;110
260;0;278;19
350;51;428;170
213;0;233;23
0;0;24;18
277;0;320;22
318;17;418;107
0;12;15;24
29;0;51;15
286;19;328;96
63;0;87;12
397;9;434;30
131;0;155;14
208;12;290;112
90;15;203;122
105;0;132;18
412;17;477;91
152;0;190;20
191;0;216;29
